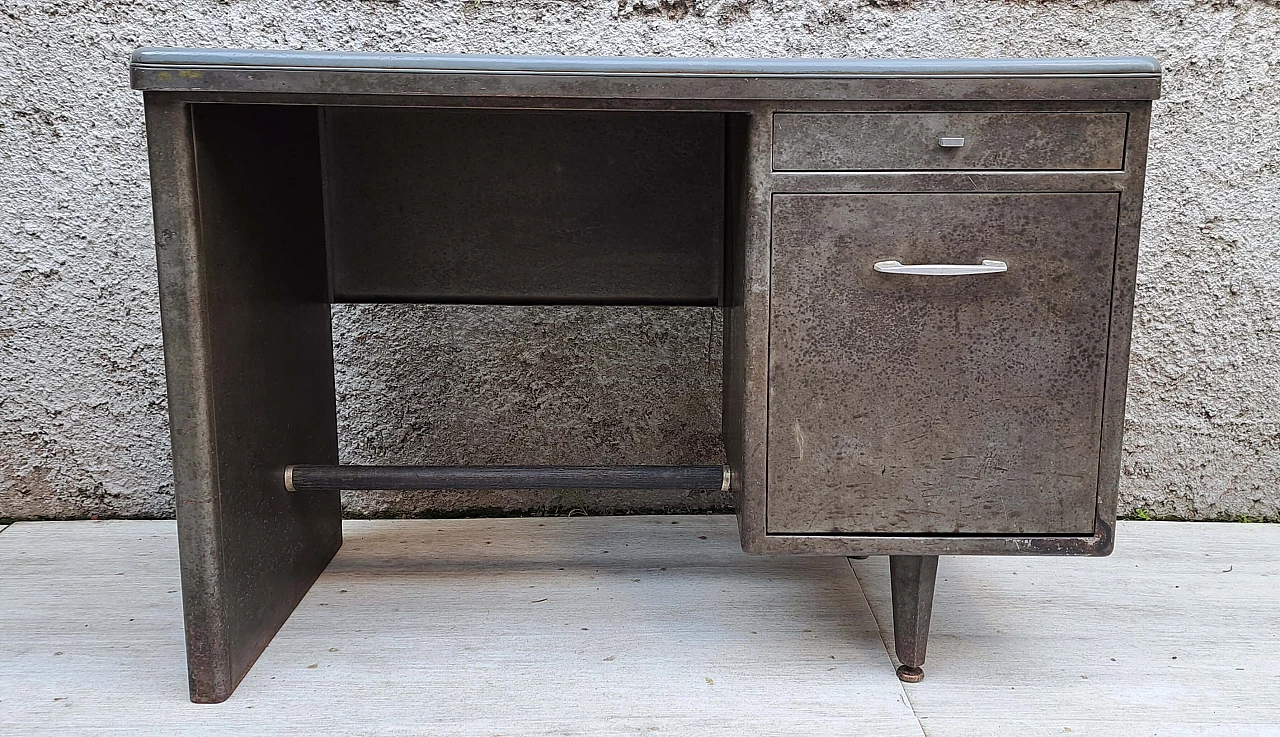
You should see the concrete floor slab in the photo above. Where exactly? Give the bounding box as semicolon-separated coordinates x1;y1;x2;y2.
1;517;1277;735
852;521;1280;736
0;516;917;736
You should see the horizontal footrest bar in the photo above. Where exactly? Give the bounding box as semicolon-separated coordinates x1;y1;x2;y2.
285;464;731;492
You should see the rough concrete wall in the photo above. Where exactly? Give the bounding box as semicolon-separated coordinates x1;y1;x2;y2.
333;305;726;516
1;0;1277;521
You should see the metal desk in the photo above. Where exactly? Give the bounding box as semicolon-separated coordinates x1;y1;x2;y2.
133;48;1160;701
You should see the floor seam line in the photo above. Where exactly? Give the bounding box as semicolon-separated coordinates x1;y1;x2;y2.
849;558;930;737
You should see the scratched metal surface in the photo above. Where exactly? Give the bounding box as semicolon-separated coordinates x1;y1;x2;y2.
151;101;343;703
766;192;1119;535
771;111;1129;171
128;49;1162;101
732;100;1152;557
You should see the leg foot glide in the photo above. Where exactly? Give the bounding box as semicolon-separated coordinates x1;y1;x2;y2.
896;664;925;683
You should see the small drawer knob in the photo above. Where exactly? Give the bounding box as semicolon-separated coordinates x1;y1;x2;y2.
938;137;966;147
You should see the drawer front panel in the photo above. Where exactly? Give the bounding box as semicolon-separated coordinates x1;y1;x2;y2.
772;113;1128;171
767;193;1119;535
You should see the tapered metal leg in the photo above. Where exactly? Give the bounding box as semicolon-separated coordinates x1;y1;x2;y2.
148;98;341;703
889;555;939;683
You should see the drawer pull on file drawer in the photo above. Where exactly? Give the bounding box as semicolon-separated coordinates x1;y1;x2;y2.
873;259;1008;276
938;137;966;147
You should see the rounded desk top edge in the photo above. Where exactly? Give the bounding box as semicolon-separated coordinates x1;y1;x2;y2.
130;48;1162;99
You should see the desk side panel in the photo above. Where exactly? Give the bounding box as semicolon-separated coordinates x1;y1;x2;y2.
145;95;231;701
723;114;749;520
151;100;341;702
1096;101;1153;551
727;108;775;551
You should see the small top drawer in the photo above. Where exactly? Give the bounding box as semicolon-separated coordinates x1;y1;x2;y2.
772;112;1128;171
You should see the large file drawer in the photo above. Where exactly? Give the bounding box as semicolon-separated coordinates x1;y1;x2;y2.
767;192;1121;535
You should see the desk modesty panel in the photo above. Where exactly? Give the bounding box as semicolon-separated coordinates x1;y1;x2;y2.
133;49;1159;701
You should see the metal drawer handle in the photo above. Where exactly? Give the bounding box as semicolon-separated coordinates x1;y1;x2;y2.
873;259;1007;276
939;137;966;147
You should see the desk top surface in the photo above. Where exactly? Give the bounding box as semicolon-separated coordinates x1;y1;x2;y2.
133;48;1159;78
130;48;1161;100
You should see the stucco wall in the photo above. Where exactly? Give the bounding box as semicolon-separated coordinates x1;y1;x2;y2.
1;0;1277;521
